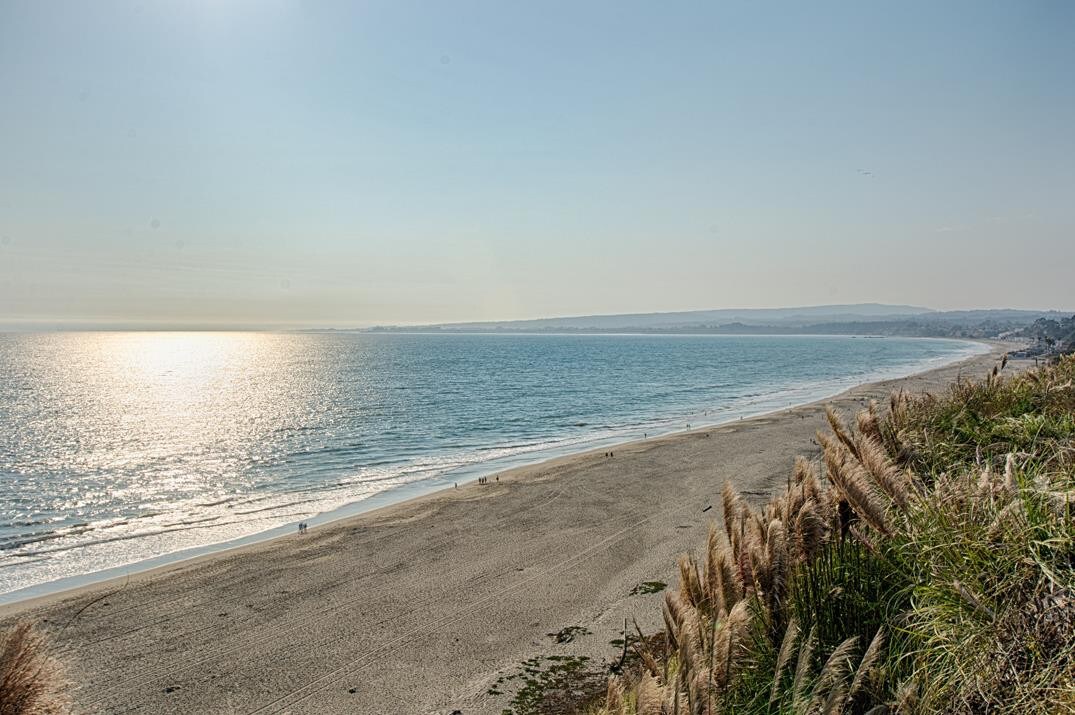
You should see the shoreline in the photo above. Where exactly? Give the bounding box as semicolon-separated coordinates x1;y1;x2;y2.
0;342;1016;714
0;337;988;609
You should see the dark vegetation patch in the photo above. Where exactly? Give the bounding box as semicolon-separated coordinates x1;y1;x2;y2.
546;625;590;644
629;580;666;596
492;654;603;715
493;631;668;715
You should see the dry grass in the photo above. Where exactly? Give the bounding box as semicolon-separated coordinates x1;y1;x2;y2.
0;622;65;715
591;354;1075;714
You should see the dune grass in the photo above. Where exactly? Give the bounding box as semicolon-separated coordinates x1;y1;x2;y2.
0;622;64;715
593;355;1075;714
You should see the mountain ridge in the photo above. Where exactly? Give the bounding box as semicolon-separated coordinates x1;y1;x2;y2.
366;304;1071;334
370;303;935;332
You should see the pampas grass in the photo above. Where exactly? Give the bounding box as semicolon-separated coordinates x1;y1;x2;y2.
589;355;1075;715
768;618;798;705
0;622;64;715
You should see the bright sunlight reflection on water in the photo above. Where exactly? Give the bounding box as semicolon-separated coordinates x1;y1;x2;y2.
1;332;342;595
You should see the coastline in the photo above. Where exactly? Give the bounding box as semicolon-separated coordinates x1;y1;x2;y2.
0;336;986;607
0;341;1014;714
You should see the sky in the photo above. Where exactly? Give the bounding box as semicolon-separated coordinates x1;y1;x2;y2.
1;1;1073;328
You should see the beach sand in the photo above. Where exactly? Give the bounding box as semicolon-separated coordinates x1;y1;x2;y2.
1;344;1017;714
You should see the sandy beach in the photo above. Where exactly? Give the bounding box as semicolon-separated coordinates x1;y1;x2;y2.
0;343;1015;714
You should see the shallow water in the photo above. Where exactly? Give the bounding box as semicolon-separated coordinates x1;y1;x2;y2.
0;332;983;598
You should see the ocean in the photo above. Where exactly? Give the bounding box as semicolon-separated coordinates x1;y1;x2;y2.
0;332;984;600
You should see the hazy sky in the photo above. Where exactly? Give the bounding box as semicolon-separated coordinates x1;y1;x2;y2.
1;1;1072;328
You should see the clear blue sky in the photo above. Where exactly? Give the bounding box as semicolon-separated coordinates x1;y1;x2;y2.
1;1;1072;328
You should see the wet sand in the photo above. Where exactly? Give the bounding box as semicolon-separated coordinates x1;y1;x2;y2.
0;343;1015;714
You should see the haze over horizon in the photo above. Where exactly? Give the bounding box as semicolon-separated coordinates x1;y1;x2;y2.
2;1;1073;329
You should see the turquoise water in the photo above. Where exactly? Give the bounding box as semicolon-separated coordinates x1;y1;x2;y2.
0;332;983;600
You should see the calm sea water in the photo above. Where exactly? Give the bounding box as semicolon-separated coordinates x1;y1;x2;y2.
0;332;983;599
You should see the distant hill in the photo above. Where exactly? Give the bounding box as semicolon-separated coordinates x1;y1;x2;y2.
1015;314;1075;356
366;304;1069;336
369;304;934;332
